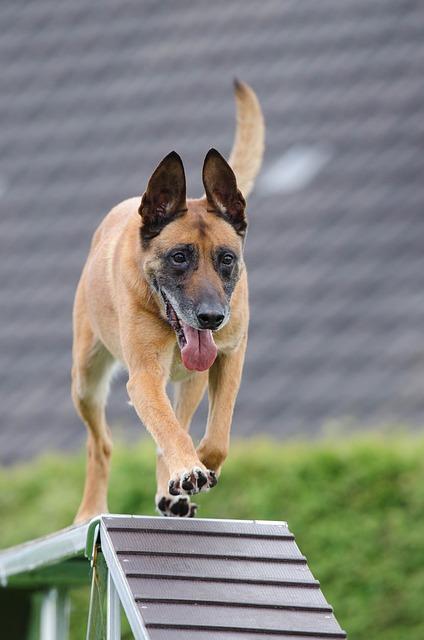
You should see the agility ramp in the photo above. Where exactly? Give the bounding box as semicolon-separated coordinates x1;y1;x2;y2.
0;515;347;639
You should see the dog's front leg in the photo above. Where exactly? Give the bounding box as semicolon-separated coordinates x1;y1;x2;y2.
155;372;208;517
127;365;217;496
197;335;247;474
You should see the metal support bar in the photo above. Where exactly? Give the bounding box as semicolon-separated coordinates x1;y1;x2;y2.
107;572;121;640
99;522;149;639
86;549;107;640
39;588;70;640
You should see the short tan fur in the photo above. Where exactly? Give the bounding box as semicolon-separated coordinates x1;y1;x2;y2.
72;81;265;522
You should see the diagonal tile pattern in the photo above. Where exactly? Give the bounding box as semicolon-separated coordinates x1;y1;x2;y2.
1;0;424;462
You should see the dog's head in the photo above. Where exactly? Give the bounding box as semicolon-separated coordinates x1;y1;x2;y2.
139;150;247;372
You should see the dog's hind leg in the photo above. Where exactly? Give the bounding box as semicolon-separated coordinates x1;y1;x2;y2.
173;372;209;432
72;293;116;523
156;372;208;517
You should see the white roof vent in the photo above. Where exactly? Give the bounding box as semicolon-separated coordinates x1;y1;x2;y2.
258;144;332;195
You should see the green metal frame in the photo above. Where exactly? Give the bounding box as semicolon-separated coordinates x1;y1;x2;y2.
0;522;93;589
0;521;92;639
0;517;135;640
0;516;157;639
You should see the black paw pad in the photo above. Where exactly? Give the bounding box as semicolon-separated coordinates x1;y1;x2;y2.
197;470;208;489
181;472;195;493
157;496;171;512
170;497;190;517
208;470;218;488
168;479;180;496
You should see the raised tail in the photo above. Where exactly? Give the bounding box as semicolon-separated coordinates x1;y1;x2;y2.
228;79;265;199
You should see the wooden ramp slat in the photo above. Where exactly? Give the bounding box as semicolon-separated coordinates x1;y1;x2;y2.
127;576;329;610
149;631;342;640
119;553;315;584
104;517;294;539
139;601;345;636
112;529;304;560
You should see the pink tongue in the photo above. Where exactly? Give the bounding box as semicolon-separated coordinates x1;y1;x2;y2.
181;323;218;371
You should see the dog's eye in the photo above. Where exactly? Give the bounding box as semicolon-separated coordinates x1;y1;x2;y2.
221;253;234;266
172;252;187;264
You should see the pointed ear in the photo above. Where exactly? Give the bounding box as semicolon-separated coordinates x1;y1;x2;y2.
202;148;247;237
139;151;187;244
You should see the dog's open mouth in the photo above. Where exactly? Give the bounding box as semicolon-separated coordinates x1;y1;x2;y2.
161;292;217;372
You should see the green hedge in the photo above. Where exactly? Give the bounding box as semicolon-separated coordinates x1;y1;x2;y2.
1;435;424;639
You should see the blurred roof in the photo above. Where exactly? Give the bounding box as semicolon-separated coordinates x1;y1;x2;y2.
1;0;424;463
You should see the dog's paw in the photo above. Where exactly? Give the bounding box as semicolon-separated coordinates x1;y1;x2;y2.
168;466;217;496
156;495;197;518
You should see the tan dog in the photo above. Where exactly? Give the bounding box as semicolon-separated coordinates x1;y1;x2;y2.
72;81;264;522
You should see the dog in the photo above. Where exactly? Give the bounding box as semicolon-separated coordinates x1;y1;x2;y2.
72;80;264;522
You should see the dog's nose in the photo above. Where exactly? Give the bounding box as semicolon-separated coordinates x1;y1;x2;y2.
196;305;225;330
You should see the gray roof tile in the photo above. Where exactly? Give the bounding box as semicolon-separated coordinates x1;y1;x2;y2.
1;0;424;462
